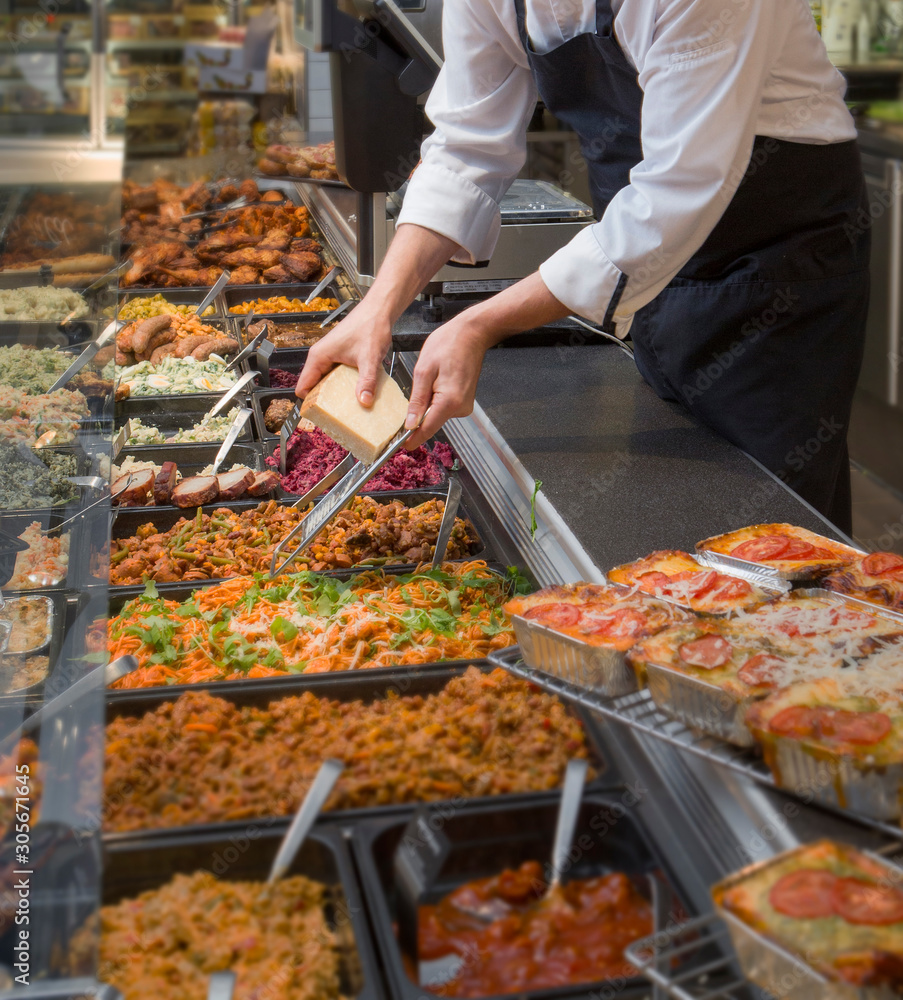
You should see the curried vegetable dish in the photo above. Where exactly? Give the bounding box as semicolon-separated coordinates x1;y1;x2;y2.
109;496;480;584
107;562;516;687
103;666;592;832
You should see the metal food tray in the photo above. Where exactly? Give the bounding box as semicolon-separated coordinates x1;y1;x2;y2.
487;646;903;842
100;825;382;1000
115;394;257;448
0;590;68;703
102;662;617;842
510;613;640;697
794;586;903;624
240;317;333;353
710;843;903;1000
0;510;73;592
642;661;759;748
224;280;352;316
115;287;230;319
351;793;674;1000
695;527;863;583
107;488;492;589
0;446;93;517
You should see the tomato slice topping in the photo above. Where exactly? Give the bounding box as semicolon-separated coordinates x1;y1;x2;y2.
677;634;733;669
737;653;787;689
769;869;838;919
832;877;903;926
818;709;892;746
769;706;891;745
636;571;671;593
522;603;581;628
730;536;792;562
708;577;754;602
862;552;903;578
583;608;648;639
768;705;821;739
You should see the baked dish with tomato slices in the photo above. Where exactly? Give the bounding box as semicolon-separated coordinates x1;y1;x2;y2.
745;675;903;820
713;840;903;997
504;584;689;651
607;549;780;614
823;551;903;614
503;584;691;696
696;523;860;580
732;595;903;663
626;620;818;746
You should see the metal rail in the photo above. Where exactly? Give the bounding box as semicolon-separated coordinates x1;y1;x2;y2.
489;647;903;844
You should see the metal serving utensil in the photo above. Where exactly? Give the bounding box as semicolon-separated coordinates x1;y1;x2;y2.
180;195;248;222
207;972;235;1000
42;475;134;536
267;758;344;886
0;655;139;754
208;407;252;476
278;401;303;477
269;410;429;578
47;322;120;392
206;369;258;418
430;475;463;570
223;323;267;372
195;269;231;316
319;298;353;328
304;265;340;306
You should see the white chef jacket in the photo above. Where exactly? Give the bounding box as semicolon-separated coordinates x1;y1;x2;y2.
396;0;857;333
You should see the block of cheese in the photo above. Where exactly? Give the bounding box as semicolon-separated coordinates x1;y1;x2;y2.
299;364;408;465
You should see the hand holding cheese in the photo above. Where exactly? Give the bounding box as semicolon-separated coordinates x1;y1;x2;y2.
299;363;408;465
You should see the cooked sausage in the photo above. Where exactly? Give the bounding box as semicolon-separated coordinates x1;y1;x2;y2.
132;315;171;355
116;322;138;352
115;349;135;367
246;470;281;497
112;469;155;505
144;328;178;357
170;476;219;508
173;335;213;359
153;462;178;505
216;467;255;500
150;343;179;364
191;338;238;361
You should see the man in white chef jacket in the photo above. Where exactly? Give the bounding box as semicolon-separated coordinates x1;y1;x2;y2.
298;0;869;532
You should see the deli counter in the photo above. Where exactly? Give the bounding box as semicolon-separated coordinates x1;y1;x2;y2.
0;162;902;1000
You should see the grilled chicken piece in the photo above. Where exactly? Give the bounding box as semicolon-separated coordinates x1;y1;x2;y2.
258;229;292;252
228;266;261;285
281;252;321;281
195;232;263;259
220;248;283;270
289;238;322;255
262;265;292;283
238;179;259;202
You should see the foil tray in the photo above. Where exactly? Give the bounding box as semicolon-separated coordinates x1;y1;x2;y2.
643;661;757;748
510;615;638;697
712;843;903;1000
760;734;903;821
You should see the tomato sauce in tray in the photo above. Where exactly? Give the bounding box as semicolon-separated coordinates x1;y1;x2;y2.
417;861;652;997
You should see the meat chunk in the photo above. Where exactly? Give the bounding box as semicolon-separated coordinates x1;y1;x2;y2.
264;398;296;433
246;470;281;496
170;476;219;508
153;462;178;505
217;467;255;500
280;252;321;281
112;470;155;505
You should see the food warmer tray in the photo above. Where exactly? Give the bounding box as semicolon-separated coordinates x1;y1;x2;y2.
488;647;903;844
102;661;619;843
223;280;354;322
116;287;231;319
107;488;495;588
0;446;96;519
351;793;677;1000
112;441;268;487
99;826;383;1000
0;589;70;706
115;395;257;448
0;510;77;594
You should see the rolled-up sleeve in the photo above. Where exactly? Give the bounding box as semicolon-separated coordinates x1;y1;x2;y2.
397;0;537;264
540;0;787;333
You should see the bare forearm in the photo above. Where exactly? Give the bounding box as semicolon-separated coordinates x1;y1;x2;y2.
364;223;462;324
461;271;571;348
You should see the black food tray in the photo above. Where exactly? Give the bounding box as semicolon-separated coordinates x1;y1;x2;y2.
0;509;75;593
116;287;228;319
240;317;336;351
107;488;493;589
101;826;382;1000
103;663;618;842
352;793;676;1000
0;318;98;348
252;345;308;389
0;446;94;517
115;393;257;447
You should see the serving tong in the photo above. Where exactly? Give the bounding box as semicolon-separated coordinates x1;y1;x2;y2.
269;409;430;578
208;406;253;475
304;265;340;306
47;320;120;392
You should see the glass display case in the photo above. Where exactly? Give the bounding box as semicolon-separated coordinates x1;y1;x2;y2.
0;178;119;991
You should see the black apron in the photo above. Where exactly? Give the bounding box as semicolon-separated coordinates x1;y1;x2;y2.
514;0;870;533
